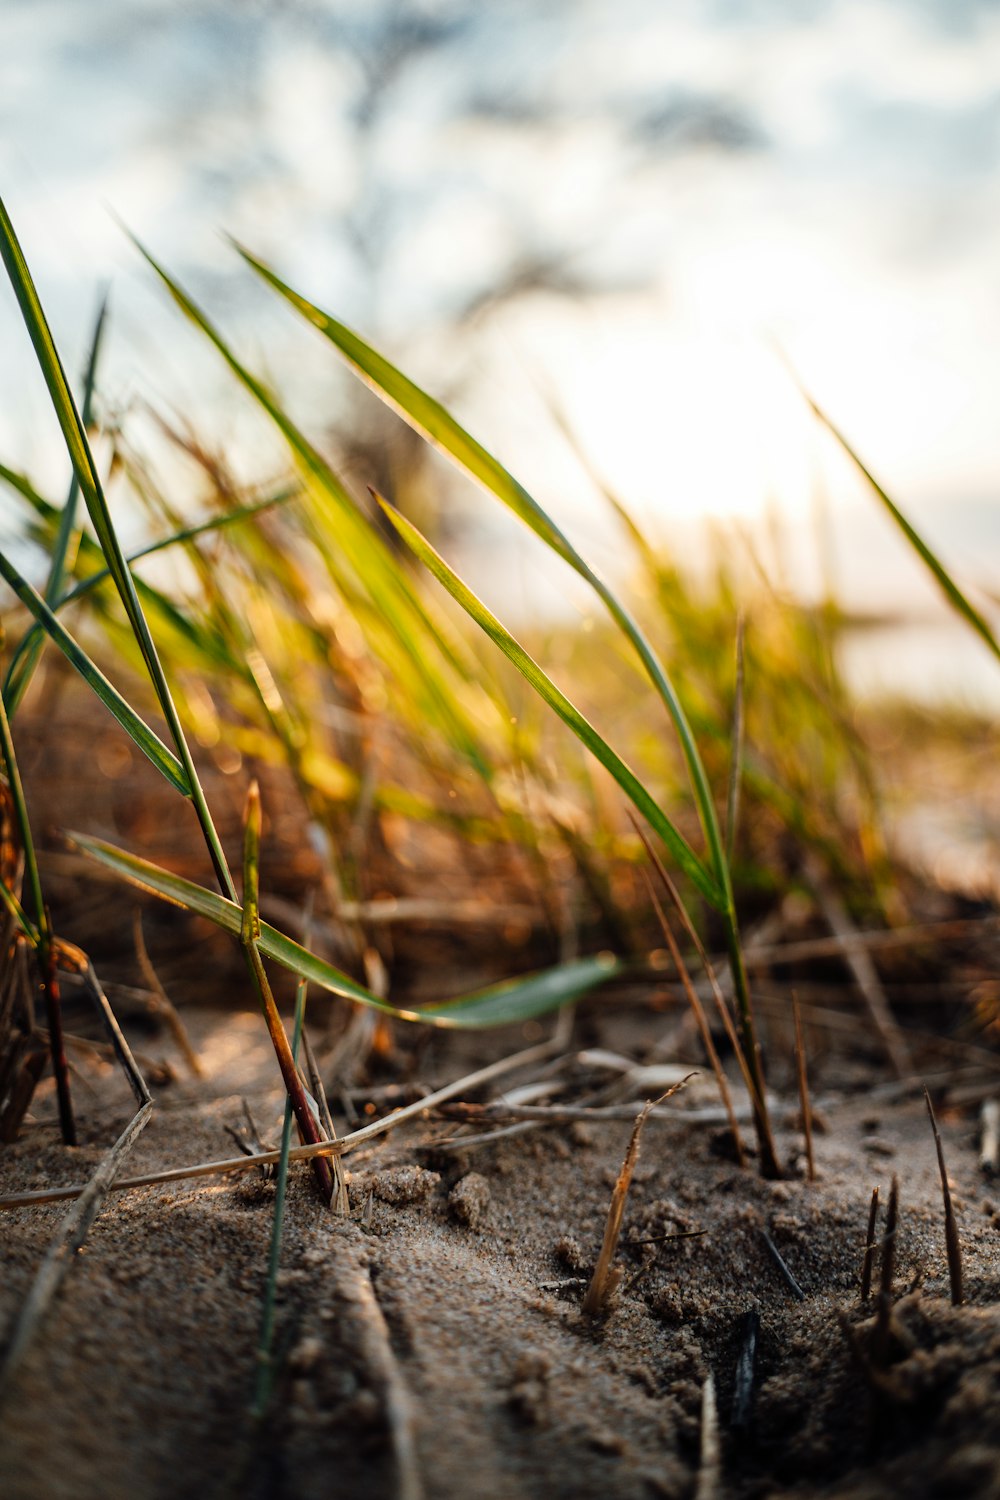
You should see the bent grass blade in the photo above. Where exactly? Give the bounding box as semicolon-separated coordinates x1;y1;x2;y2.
72;831;620;1028
129;237;496;781
376;495;719;907
0;551;190;794
241;781;334;1202
234;246;731;898
0;196;234;897
791;372;1000;665
4;292;109;718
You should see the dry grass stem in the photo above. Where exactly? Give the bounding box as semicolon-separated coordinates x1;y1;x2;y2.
0;1034;567;1209
924;1089;963;1306
303;1027;349;1214
810;871;912;1079
0;1098;152;1399
695;1370;721;1500
873;1175;899;1365
133;909;203;1077
41;944;76;1145
861;1186;880;1303
640;865;746;1167
582;1075;693;1317
761;1228;806;1301
742;916;995;969
631;815;773;1135
980;1099;999;1175
791;990;815;1181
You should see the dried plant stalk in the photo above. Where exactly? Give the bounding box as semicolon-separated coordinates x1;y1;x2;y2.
583;1075;692;1317
925;1089;963;1306
860;1186;880;1303
640;865;745;1167
791;990;815;1181
873;1175;899;1365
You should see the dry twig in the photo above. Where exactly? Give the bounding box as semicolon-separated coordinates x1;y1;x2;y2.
861;1186;880;1303
791;989;815;1181
695;1370;721;1500
582;1076;693;1317
810;870;911;1078
924;1089;963;1306
980;1099;999;1176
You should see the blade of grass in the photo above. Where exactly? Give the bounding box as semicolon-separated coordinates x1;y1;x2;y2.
241;781;334;1202
582;1076;693;1316
0;679;75;1141
236;251;782;1171
0;550;190;793
23;485;300;619
71;829;620;1028
4;292;109;717
639;865;746;1167
725;615;745;863
0;197;234;897
236;246;729;890
129;237;496;781
790;370;1000;664
630;812;780;1177
252;966;309;1417
375;495;718;907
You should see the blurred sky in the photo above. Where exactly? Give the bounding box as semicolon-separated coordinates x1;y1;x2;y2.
2;0;1000;700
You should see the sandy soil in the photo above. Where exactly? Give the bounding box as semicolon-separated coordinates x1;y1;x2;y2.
3;972;1000;1500
3;686;1000;1498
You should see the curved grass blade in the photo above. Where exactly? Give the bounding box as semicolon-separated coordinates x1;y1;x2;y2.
237;245;730;900
241;781;334;1201
4;292;109;717
52;488;298;615
0;551;189;793
0;684;76;1142
376;496;719;907
793;374;1000;664
254;956;309;1416
0;197;235;896
71;831;621;1028
128;237;497;780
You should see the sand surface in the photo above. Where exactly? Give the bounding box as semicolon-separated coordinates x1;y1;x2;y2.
3;980;1000;1500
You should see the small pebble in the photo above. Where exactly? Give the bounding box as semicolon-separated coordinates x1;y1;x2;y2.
359;1165;440;1205
449;1171;491;1228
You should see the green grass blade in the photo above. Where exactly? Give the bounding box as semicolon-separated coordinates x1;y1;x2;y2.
0;462;52;512
9;486;246;680
71;831;621;1027
130;237;497;778
0;201;149;675
377;497;720;907
56;489;300;614
428;952;620;1026
241;780;263;947
4;292;109;714
0;687;46;938
4;293;109;717
253;959;308;1416
796;378;1000;664
0;197;236;898
237;246;731;903
0;551;190;794
236;244;578;566
0;875;38;948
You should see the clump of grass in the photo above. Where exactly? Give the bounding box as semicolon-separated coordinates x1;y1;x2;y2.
3;195;996;1189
